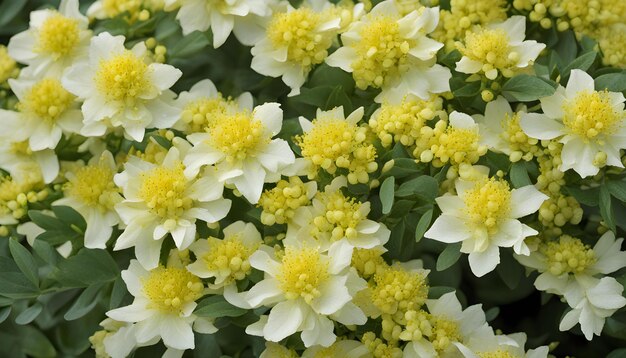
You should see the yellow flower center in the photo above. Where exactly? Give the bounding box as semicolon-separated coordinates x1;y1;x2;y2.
37;14;80;59
66;163;119;209
352;16;412;89
432;125;484;165
312;345;337;358
143;266;204;314
277;247;329;303
541;235;596;276
478;350;519;358
10;141;32;156
95;51;150;102
463;178;511;233
362;331;403;358
562;90;623;141
138;162;193;219
259;177;311;225
0;45;17;83
311;191;364;242
430;316;462;352
201;235;258;284
101;0;142;18
351;248;387;278
17;78;75;123
459;28;516;78
371;266;429;315
208;112;267;162
267;8;333;70
296;116;377;182
180;96;230;133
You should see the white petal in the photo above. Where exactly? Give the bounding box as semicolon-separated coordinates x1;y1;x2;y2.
263;300;305;342
246;278;284;308
539;86;566;118
519;113;564;140
455;57;483;74
254;102;283;135
149;63;182;91
312;275;351;314
325;47;356;72
106;302;152;322
566;70;595;98
424;215;470;243
211;11;234;48
160;317;195;350
257;139;295;173
510;186;548;218
468;245;500;277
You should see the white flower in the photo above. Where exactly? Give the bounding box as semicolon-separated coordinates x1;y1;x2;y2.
325;0;450;103
515;231;626;302
404;291;489;357
286;176;390;251
5;75;82;151
54;151;122;249
559;276;626;340
183;102;295;204
167;0;273;48
456;327;549;358
7;0;91;77
106;260;217;351
172;78;253;134
187;220;262;289
425;168;548;277
250;2;341;96
520;69;626;177
240;240;367;347
0;132;59;184
302;340;371;358
62;32;182;142
455;16;545;80
474;96;537;162
114;144;231;269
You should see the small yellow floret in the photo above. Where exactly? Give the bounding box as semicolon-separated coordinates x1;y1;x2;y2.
500;112;542;162
352;16;412;89
361;331;403;358
459;28;516;78
478;350;518;358
208;111;267;162
17;78;75;123
259;177;312;225
463;178;511;235
66;163;119;209
138;162;192;219
541;235;596;276
0;46;18;83
562;90;623;142
351;247;388;278
143;266;204;313
310;190;365;242
430;316;462;352
267;8;333;70
430;123;486;166
371;265;429;315
200;235;258;285
180;96;231;133
100;0;142;19
277;247;329;303
95;51;150;102
37;14;80;59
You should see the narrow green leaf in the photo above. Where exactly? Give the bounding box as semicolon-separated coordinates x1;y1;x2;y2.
595;72;626;92
509;162;532;188
485;307;500;322
380;176;395;215
169;31;211;58
395;176;439;200
0;0;27;26
15;302;43;325
9;239;39;287
607;349;626;358
32;240;60;266
194;296;247;319
415;208;434;242
28;211;65;231
0;257;39;299
608;181;626;202
600;185;616;232
451;78;481;98
562;186;600;206
18;325;57;358
436;243;462;271
64;284;104;320
325;86;353;112
0;306;11;324
502;75;557;102
109;276;127;310
51;206;86;230
560;51;597;80
55;249;120;287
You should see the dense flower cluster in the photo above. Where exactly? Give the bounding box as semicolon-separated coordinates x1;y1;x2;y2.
0;0;624;357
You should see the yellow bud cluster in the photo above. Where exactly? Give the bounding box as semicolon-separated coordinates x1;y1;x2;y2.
424;119;487;167
538;194;583;236
478;349;518;358
143;266;204;313
0;176;47;223
0;45;18;84
432;0;508;51
16;78;76;124
596;25;626;68
277;247;330;303
127;139;169;165
311;190;365;243
500;112;543;162
89;330;110;358
201;236;257;285
457;28;518;80
180;94;232;134
370;265;429;317
398;309;432;341
97;0;144;22
351;247;388;279
540;235;596;276
361;331;403;358
535;140;564;194
65;161;120;210
297;117;378;184
138;162;193;219
369;95;445;149
259;177;313;225
428;316;462;352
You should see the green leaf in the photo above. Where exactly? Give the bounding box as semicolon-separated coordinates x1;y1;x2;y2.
436;243;462;271
194;295;247;319
450;78;481;98
55;249;120;287
15;302;43;325
0;257;39;299
415;208;433;243
169;31;211;58
9;239;39;287
501;75;557;102
51;206;86;230
380;176;395;215
64;284;105;320
32;240;60;267
325;86;353;112
0;306;10;324
291;86;334;108
379;158;420;179
28;211;65;231
151;135;172;150
509;162;532;188
595;72;626;92
18;325;56;358
109;276;127;310
608;349;626;358
0;0;27;26
562;186;599;206
600;185;616;232
395;176;439;201
485;306;500;322
608;180;626;202
560;51;597;80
